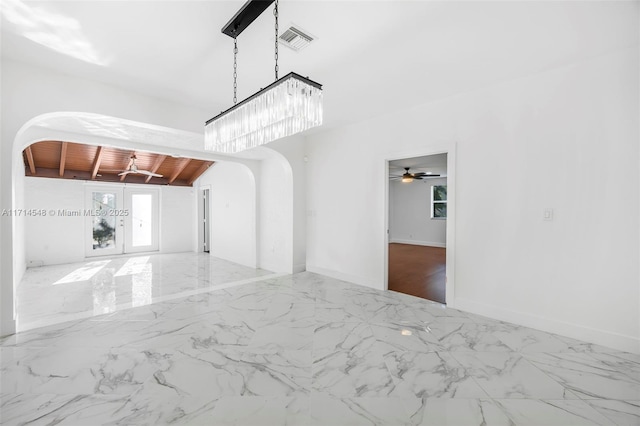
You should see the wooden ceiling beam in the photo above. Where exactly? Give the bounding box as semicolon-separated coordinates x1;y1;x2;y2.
91;146;104;180
24;142;207;187
59;142;68;177
30;167;177;185
145;154;167;183
25;146;36;175
169;158;191;184
187;161;214;185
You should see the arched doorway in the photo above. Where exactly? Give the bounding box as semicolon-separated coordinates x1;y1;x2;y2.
3;112;290;335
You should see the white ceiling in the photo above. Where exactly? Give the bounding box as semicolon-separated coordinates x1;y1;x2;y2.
1;1;637;131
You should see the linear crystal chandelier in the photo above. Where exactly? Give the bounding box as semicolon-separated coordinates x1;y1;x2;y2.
205;0;323;153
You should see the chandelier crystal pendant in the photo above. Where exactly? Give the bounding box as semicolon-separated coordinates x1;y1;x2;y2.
205;0;323;154
205;72;322;153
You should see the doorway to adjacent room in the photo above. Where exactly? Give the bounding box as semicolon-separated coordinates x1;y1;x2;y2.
387;153;449;304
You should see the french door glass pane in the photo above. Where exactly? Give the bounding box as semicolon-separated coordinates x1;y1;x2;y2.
92;192;117;251
131;194;153;247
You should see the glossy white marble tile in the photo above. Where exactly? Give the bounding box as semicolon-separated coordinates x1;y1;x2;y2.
411;302;474;323
312;349;395;398
309;396;412;425
2;264;637;425
494;399;616;425
492;326;575;353
451;352;576;399
0;393;132;426
238;349;312;397
585;399;640;425
315;303;368;323
1;346;170;395
427;322;513;352
554;334;623;354
313;321;376;354
225;285;298;310
205;396;311;425
249;321;315;351
368;303;423;325
135;315;257;352
401;398;513;425
370;322;444;352
586;351;640;379
523;352;640;400
1;392;223;425
383;351;488;398
16;253;279;332
262;302;316;326
134;348;246;399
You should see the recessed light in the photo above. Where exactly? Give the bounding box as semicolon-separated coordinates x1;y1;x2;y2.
401;329;412;336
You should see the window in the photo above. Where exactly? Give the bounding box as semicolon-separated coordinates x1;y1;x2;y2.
431;185;447;219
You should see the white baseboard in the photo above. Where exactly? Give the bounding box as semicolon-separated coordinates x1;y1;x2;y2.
258;261;282;274
390;239;446;248
455;297;640;354
260;263;305;274
306;265;383;290
292;263;306;274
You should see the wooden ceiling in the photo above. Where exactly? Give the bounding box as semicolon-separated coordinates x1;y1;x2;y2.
22;141;214;186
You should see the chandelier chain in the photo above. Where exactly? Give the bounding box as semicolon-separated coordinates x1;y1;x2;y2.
233;38;238;104
274;0;279;80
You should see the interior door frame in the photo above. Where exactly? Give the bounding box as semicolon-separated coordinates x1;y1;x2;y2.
203;188;211;253
198;184;212;253
384;143;457;307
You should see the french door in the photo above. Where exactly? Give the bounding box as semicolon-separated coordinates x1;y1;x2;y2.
86;185;159;257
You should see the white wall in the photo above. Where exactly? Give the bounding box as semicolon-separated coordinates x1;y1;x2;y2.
390;177;447;247
196;162;257;268
222;138;304;274
159;186;196;254
257;148;293;273
195;148;295;274
306;47;639;353
23;177;195;266
24;178;85;266
267;137;308;273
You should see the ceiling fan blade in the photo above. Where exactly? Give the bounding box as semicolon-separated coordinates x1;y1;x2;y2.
118;171;133;176
137;170;163;178
422;174;441;177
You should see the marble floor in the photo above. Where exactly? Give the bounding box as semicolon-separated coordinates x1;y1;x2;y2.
1;264;639;425
15;253;279;332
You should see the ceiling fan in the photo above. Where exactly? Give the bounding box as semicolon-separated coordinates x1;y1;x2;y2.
390;167;440;183
118;155;163;178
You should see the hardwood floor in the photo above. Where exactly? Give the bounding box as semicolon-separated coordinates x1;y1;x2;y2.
388;243;446;304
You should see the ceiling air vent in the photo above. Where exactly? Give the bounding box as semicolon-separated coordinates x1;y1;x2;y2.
279;26;314;51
